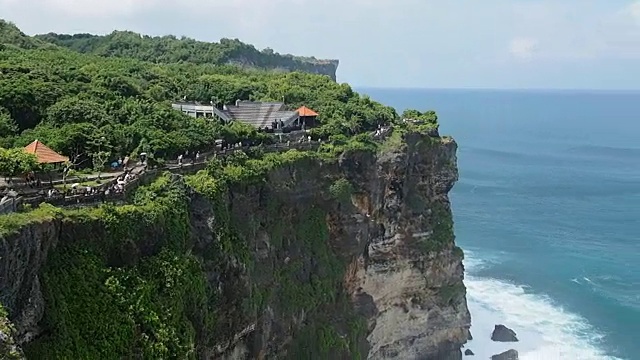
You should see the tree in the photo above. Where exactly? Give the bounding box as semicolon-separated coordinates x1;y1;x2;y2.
60;154;86;189
0;106;18;148
0;106;18;137
1;23;401;166
401;109;438;124
88;136;111;180
0;148;38;182
46;96;113;127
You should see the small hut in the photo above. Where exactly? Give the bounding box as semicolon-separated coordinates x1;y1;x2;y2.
24;140;69;164
296;106;318;128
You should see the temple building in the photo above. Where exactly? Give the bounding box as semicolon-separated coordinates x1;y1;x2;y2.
171;100;319;132
24;140;69;164
296;105;318;128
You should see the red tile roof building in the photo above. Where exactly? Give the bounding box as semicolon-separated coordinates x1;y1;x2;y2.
296;106;318;117
24;140;69;164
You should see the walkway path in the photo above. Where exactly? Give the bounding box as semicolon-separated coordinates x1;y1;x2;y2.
1;126;393;215
2;141;321;213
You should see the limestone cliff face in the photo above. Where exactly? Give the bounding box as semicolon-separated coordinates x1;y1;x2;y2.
227;58;339;81
0;132;469;359
192;132;470;359
359;134;470;359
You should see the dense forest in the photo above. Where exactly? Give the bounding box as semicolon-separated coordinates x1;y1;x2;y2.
35;31;339;77
0;19;398;171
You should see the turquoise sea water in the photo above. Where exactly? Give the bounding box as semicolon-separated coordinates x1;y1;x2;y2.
361;88;640;360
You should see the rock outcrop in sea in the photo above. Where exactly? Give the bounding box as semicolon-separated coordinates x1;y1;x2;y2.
491;324;519;342
491;349;519;360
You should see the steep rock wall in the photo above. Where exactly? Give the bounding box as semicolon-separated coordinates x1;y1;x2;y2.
0;132;469;359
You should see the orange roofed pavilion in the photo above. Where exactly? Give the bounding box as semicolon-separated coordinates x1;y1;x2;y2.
24;140;69;164
296;106;318;117
296;106;318;128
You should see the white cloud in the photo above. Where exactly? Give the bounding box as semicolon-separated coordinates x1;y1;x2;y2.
627;1;640;23
509;37;538;60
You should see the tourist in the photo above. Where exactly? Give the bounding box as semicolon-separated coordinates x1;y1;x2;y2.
177;154;183;165
196;151;201;162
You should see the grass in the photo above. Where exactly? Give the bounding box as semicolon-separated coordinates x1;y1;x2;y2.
0;203;63;237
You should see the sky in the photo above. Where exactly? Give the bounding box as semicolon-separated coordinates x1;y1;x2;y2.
2;0;640;89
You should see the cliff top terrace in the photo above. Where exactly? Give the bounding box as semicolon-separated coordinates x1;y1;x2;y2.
171;101;319;131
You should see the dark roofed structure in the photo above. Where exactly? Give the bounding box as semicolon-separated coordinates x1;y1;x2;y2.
222;101;298;129
172;100;301;130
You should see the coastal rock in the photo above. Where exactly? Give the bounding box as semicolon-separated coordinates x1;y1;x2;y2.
491;324;518;342
468;331;473;340
464;348;474;356
491;349;518;360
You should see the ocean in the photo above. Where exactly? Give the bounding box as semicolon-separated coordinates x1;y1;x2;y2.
360;88;640;360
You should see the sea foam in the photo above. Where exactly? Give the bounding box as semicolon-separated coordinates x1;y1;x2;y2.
463;250;623;360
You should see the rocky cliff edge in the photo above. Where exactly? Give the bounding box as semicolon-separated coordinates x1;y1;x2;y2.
0;130;470;359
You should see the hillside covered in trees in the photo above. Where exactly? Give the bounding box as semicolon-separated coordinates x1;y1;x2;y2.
35;30;339;79
0;19;397;169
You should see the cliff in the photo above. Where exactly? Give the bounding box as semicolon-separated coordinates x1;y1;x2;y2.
0;130;469;359
33;32;340;81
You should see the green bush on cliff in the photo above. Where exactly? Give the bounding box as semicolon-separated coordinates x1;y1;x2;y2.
421;201;455;254
320;133;378;157
0;303;23;360
187;149;370;357
22;175;214;359
0;202;63;237
438;283;466;306
277;206;344;312
329;178;354;203
205;149;322;186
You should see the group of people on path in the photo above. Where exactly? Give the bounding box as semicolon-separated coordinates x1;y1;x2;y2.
177;150;201;166
44;168;139;200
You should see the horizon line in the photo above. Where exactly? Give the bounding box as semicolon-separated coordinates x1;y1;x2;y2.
352;86;640;93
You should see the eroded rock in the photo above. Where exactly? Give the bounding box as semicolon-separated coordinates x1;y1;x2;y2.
491;349;518;360
491;324;518;342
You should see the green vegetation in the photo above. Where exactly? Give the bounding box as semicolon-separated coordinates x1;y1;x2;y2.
0;20;53;50
422;201;455;254
7;174;215;359
0;18;454;360
0;146;37;179
35;31;336;74
401;109;438;126
0;19;399;170
187;149;368;357
438;283;466;306
0;203;63;237
329;178;354;203
277;206;344;312
0;303;23;359
320;133;379;157
287;321;348;359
